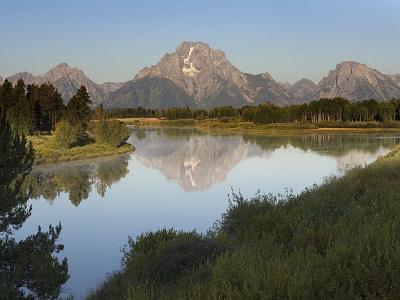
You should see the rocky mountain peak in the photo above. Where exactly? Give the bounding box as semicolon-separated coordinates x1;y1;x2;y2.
315;61;400;100
260;72;274;81
333;61;377;80
5;63;116;105
176;41;227;72
7;71;36;85
287;78;318;102
44;62;82;79
136;41;232;81
387;74;400;88
129;41;292;108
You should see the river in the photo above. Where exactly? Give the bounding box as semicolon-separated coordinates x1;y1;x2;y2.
15;127;400;298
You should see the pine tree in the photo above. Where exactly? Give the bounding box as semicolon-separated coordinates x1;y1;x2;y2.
0;117;69;299
38;83;64;131
66;86;92;130
0;116;34;233
0;79;14;115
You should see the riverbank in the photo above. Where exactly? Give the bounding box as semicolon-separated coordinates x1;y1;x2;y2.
88;144;400;299
119;118;400;134
29;135;134;164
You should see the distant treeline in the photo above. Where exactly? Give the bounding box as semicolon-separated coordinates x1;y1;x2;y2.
109;98;400;123
2;79;400;132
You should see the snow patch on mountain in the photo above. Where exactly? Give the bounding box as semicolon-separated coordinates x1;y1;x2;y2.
182;46;199;76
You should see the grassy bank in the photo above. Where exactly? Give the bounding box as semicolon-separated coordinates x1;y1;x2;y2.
29;135;134;164
120;117;400;134
88;146;400;299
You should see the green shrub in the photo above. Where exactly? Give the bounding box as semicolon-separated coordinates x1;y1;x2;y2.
87;229;224;299
52;120;79;149
95;119;129;147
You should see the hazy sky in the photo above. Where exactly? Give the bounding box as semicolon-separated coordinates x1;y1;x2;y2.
1;0;399;84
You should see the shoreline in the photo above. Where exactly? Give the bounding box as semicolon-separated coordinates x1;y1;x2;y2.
121;118;400;135
29;135;134;165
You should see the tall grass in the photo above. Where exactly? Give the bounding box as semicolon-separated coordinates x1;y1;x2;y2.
28;135;134;164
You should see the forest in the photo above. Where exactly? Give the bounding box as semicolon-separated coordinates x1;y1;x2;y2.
0;79;131;164
109;97;400;124
2;78;400;129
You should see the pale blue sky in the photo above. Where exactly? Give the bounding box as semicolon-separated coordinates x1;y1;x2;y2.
1;0;399;84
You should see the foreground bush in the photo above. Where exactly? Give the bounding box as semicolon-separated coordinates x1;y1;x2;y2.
95;119;129;147
87;229;224;299
89;149;400;299
52;120;79;149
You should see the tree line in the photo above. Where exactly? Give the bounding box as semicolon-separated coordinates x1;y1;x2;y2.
0;78;92;134
109;97;400;124
0;79;128;150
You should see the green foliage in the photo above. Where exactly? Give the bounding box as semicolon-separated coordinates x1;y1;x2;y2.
0;117;34;233
30;134;133;165
88;229;224;299
95;111;129;147
107;98;400;126
52;120;79;149
164;106;193;120
0;117;69;299
0;224;69;299
0;79;65;133
65;86;92;130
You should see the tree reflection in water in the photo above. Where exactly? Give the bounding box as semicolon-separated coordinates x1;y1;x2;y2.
23;154;130;206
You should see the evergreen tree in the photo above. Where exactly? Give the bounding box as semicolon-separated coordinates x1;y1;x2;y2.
66;86;92;130
0;117;33;232
5;80;37;134
38;83;64;131
0;79;14;115
0;117;69;298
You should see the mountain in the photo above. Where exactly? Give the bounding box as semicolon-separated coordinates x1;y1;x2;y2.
0;75;3;82
40;63;107;104
313;61;400;101
106;41;293;108
387;74;400;88
105;77;195;109
7;71;37;85
279;82;292;91
99;82;126;93
287;78;318;102
6;63;121;105
4;49;400;108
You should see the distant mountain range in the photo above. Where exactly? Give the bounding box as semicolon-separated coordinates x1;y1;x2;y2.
2;41;400;108
5;63;107;105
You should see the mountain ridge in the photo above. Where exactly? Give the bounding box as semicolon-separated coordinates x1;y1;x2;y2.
108;41;293;108
2;43;400;107
5;63;124;106
312;61;400;101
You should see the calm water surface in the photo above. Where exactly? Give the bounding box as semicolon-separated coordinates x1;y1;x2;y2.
15;127;400;298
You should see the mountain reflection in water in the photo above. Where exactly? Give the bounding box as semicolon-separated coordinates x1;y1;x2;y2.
131;128;399;191
24;129;400;204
